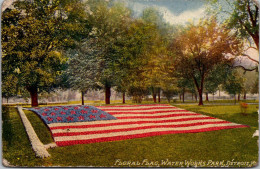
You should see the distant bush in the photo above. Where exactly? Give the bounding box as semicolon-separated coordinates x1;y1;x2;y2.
240;102;249;114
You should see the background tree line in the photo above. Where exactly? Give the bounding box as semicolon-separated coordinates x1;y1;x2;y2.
2;0;259;106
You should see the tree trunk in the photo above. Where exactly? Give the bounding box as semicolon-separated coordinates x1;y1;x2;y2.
213;93;214;101
137;96;142;103
182;89;185;103
192;73;204;106
153;93;157;103
122;92;125;104
234;94;236;104
192;93;194;101
198;90;203;105
252;34;259;51
105;86;111;104
81;91;85;105
6;97;9;104
238;93;240;101
167;98;170;103
158;88;161;103
244;92;246;100
27;86;38;107
205;92;209;101
195;93;197;102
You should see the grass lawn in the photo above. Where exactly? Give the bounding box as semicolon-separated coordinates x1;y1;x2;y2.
2;102;259;167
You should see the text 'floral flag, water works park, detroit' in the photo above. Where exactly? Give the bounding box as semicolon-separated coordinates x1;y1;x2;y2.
28;104;248;147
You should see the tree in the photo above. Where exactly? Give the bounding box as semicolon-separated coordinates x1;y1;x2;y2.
157;53;177;103
250;74;259;94
208;0;258;49
110;7;175;104
66;39;103;105
111;17;163;103
207;0;259;70
2;74;18;103
85;1;132;104
177;78;188;103
204;64;232;100
142;7;176;41
223;70;244;104
143;38;166;103
2;0;89;107
141;7;174;103
230;0;258;49
173;18;241;105
162;88;177;103
237;68;259;99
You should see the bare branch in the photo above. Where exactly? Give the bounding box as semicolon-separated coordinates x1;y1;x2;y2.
245;46;258;51
232;65;258;71
241;53;259;64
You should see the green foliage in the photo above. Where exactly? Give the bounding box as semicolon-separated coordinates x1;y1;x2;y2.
85;1;132;90
2;74;18;101
205;64;232;95
142;7;176;41
111;19;163;102
66;39;104;93
3;0;257;106
250;74;259;94
2;0;89;105
207;0;259;49
160;54;178;103
236;68;259;95
177;77;196;93
223;70;244;96
228;0;259;48
162;88;178;103
173;18;242;105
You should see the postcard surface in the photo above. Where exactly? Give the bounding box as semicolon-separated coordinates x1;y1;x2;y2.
2;0;259;167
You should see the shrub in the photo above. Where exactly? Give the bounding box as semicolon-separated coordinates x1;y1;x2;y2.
240;102;249;114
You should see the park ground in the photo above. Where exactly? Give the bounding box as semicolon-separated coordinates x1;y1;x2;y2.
2;99;259;167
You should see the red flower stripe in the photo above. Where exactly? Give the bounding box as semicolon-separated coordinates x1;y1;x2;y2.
49;117;215;130
116;113;198;119
96;104;171;108
100;107;178;111
108;110;189;115
53;121;232;137
55;125;247;146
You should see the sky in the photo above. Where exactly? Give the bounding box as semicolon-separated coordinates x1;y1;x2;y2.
121;0;207;25
1;0;12;11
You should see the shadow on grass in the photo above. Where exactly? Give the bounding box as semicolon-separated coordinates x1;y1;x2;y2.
24;110;54;144
2;107;13;146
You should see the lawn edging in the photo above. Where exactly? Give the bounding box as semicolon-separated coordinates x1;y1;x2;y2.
17;106;51;158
